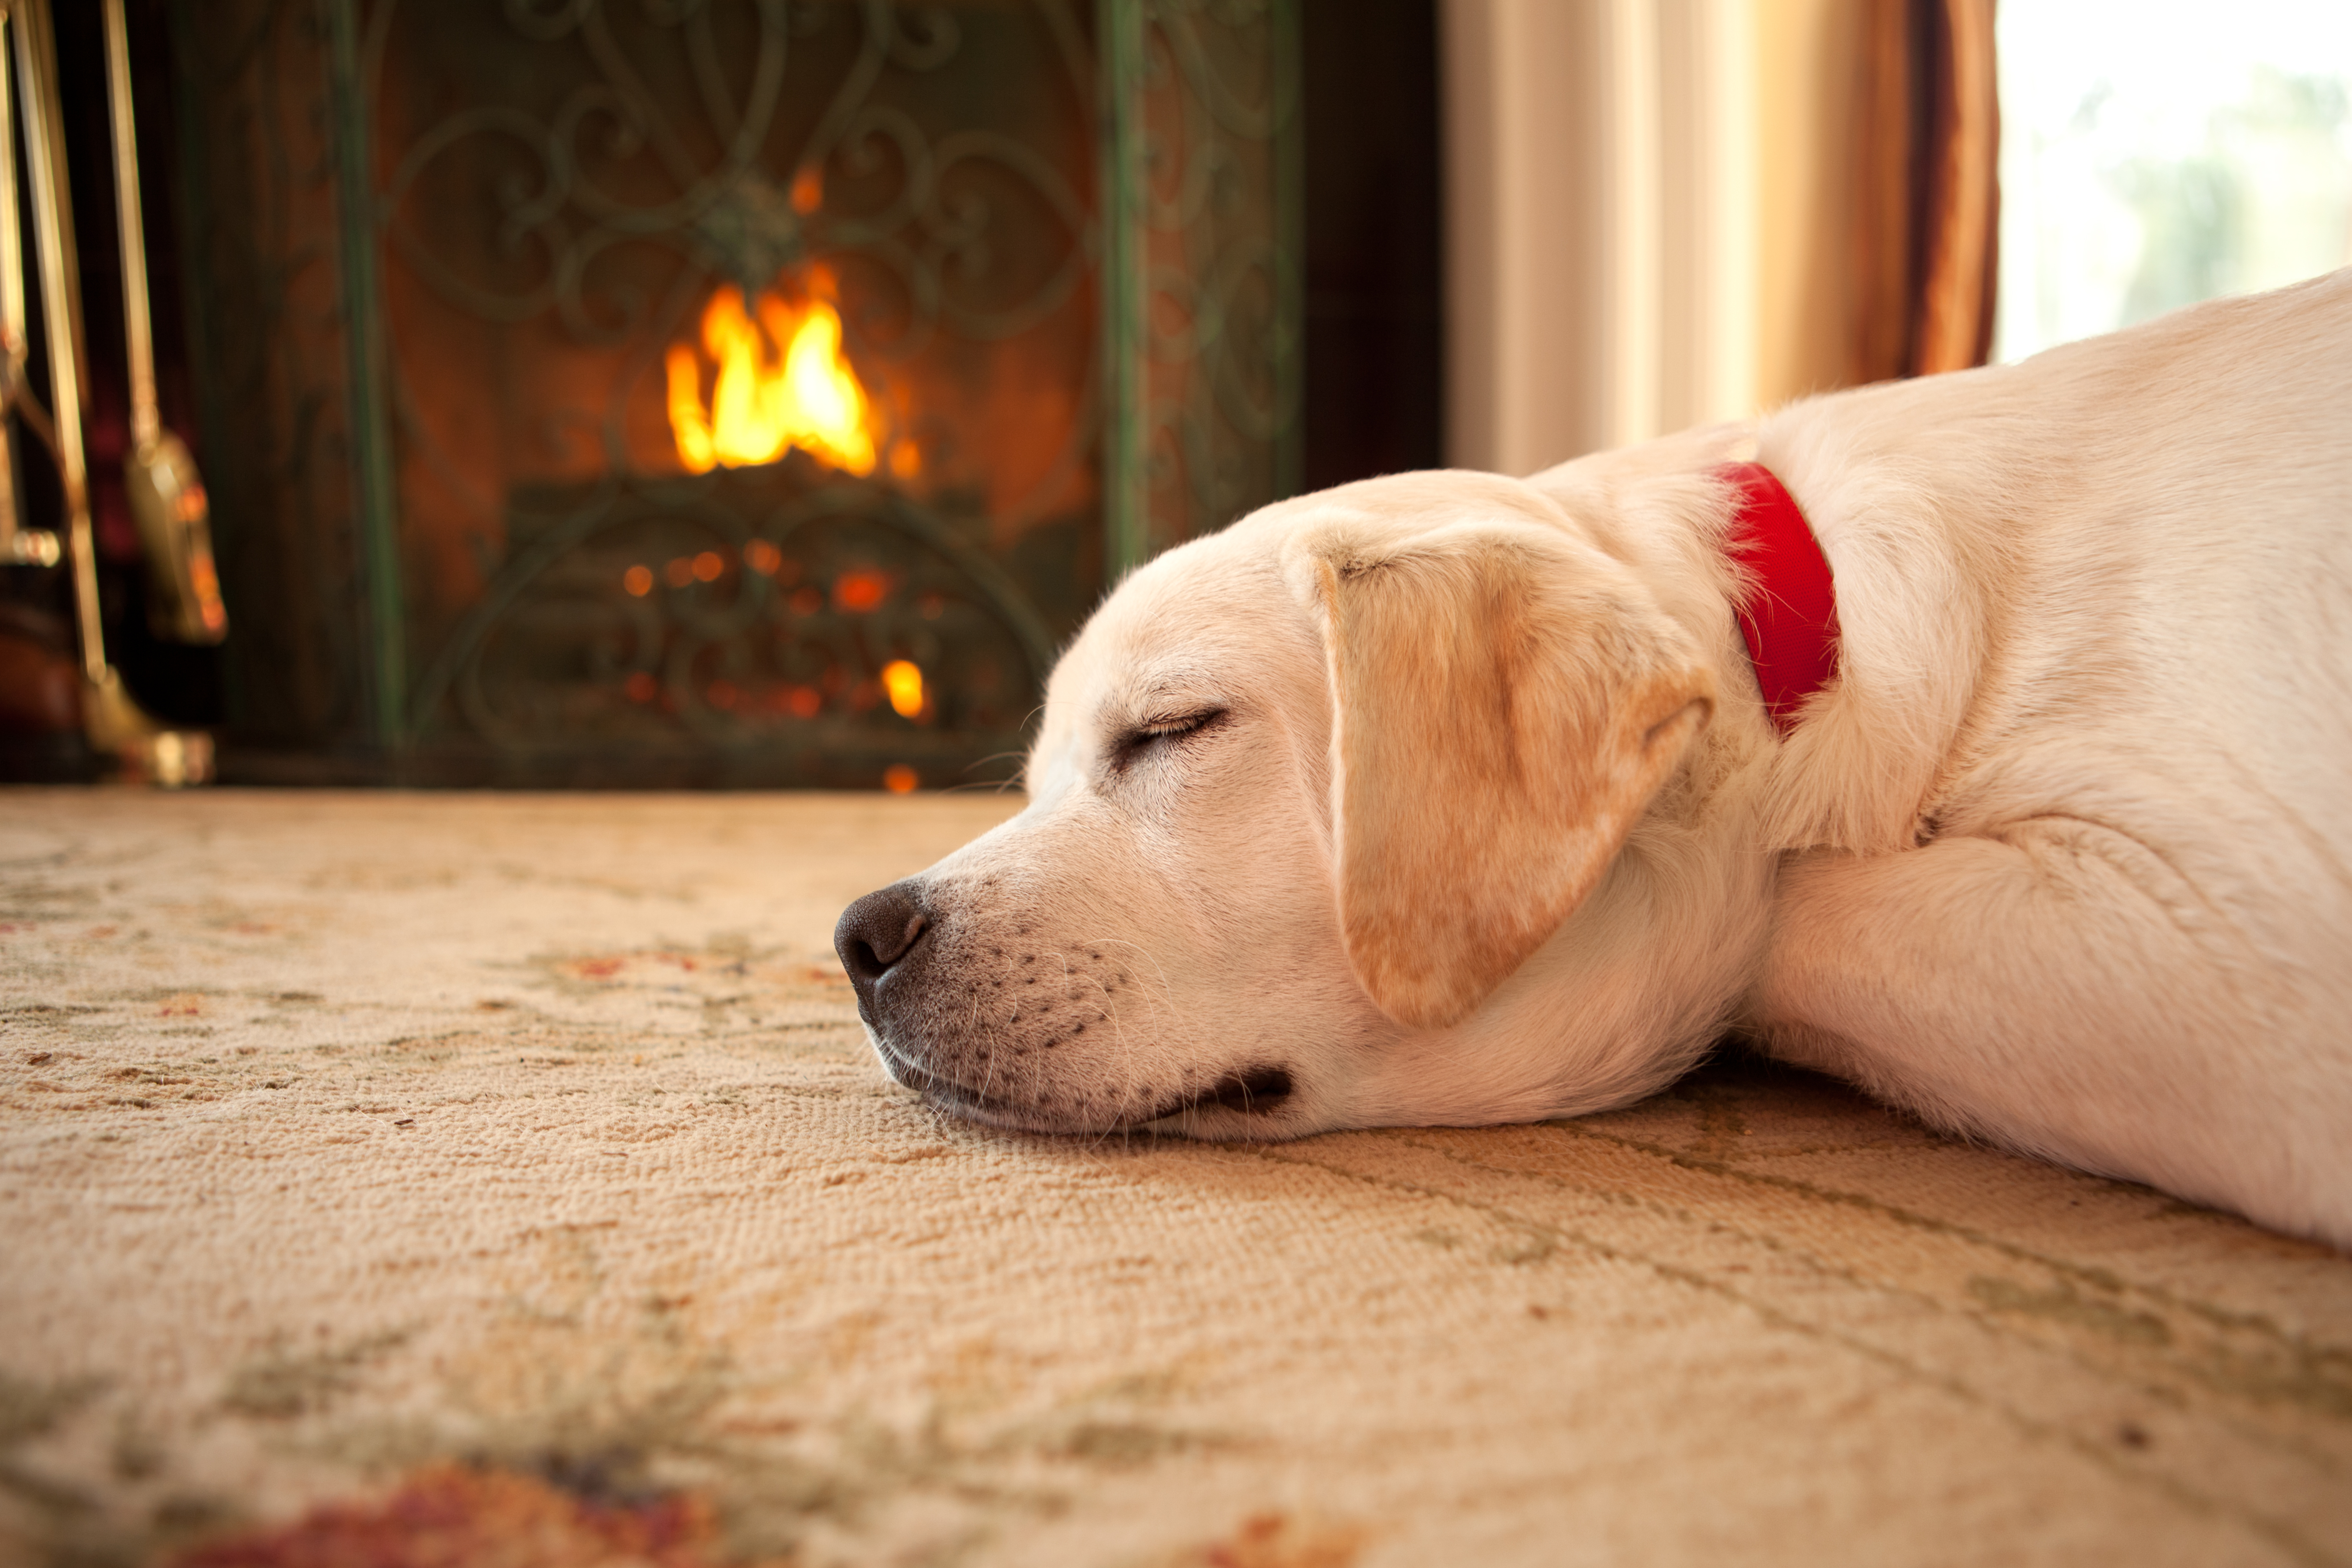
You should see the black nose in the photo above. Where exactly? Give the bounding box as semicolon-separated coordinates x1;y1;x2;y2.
834;879;929;1015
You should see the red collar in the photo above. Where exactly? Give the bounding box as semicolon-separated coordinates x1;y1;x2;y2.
1717;461;1840;735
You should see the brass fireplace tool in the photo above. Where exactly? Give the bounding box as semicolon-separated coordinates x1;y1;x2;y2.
0;0;220;785
105;0;226;652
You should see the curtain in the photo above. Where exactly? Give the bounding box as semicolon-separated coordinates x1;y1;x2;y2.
1848;0;2000;382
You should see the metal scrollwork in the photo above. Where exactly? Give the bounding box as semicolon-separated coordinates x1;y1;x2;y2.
382;0;1095;366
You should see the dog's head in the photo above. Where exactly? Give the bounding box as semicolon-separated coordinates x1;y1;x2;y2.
836;469;1751;1137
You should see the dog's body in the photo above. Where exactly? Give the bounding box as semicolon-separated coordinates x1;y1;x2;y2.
838;268;2352;1246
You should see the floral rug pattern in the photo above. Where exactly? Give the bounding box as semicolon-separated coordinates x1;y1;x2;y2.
3;790;2349;1567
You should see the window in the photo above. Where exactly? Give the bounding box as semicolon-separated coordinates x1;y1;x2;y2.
1994;1;2352;363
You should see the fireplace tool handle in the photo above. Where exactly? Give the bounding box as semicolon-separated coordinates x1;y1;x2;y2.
7;0;209;784
104;0;225;647
0;5;53;572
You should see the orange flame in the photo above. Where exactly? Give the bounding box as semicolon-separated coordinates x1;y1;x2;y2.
666;274;878;477
880;659;924;718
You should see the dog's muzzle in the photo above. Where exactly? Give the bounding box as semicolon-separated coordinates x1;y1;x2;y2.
833;876;1298;1132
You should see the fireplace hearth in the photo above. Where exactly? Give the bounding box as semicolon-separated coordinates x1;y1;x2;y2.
175;0;1300;787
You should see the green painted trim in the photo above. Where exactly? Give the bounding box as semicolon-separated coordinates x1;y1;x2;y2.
1096;0;1148;580
1271;0;1304;503
323;0;404;750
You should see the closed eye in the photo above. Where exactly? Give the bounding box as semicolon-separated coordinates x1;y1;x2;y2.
1110;707;1227;771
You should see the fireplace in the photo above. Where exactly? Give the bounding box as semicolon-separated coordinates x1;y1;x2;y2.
173;0;1300;788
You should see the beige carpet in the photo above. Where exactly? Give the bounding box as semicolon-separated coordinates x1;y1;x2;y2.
3;789;2349;1568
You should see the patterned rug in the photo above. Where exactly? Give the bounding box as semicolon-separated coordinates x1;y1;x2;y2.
3;789;2347;1568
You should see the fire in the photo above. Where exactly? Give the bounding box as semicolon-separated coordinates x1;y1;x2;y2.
880;659;925;718
666;275;878;477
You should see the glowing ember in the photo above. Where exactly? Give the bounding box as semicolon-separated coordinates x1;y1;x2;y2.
881;659;924;719
834;570;888;612
666;273;878;477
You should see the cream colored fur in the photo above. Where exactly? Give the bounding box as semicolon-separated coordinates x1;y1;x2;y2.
856;268;2352;1247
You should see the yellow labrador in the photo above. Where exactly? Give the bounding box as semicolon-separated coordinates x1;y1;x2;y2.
837;268;2352;1246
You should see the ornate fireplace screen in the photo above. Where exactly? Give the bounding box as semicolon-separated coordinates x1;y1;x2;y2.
172;0;1299;786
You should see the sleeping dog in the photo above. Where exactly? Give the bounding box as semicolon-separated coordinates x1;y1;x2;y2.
836;268;2352;1247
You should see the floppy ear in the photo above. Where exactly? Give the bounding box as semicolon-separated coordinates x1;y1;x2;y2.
1295;521;1714;1030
